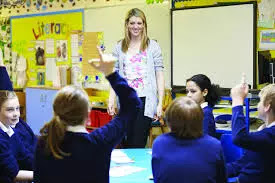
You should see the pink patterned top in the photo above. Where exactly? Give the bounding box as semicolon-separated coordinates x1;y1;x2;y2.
123;51;148;97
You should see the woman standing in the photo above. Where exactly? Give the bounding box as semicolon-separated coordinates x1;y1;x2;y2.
108;8;165;148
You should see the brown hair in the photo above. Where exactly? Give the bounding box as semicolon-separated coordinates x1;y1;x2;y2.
259;84;275;115
39;85;90;159
122;8;149;53
164;97;203;139
0;90;17;109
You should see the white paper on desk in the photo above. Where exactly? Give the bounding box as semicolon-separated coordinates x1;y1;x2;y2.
111;150;134;164
109;165;146;177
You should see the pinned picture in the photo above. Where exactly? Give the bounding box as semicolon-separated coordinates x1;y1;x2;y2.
35;41;45;66
37;72;45;85
56;40;68;61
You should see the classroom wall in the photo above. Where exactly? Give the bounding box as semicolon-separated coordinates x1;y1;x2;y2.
2;0;274;89
1;0;171;88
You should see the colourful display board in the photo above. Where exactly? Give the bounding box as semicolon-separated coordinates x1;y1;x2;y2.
11;9;83;87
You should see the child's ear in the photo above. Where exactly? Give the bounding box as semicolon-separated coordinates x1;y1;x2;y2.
264;104;271;113
202;89;208;97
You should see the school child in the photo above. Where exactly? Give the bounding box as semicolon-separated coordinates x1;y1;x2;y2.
152;96;226;183
0;62;37;162
33;48;141;183
186;74;221;137
0;90;34;182
0;61;36;182
227;83;275;183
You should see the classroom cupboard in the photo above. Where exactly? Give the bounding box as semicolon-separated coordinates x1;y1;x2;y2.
26;87;58;135
26;87;112;135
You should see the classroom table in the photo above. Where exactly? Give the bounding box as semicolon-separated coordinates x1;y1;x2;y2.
110;148;237;183
110;148;153;183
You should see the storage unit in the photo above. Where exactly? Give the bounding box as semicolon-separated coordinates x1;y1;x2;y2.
26;87;58;135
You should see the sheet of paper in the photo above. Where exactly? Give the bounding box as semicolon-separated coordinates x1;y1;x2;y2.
45;58;56;81
46;39;55;54
260;30;275;50
82;32;100;76
71;56;79;63
17;56;26;71
71;34;79;57
111;150;134;164
109;165;146;177
4;45;10;60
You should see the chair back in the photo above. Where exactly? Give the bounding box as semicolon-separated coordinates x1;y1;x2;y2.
215;114;232;121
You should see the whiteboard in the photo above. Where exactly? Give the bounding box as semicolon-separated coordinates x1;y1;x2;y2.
172;3;256;89
84;3;171;87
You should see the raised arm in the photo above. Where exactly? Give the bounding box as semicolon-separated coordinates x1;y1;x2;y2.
0;64;13;91
92;72;140;147
89;47;141;148
231;83;275;152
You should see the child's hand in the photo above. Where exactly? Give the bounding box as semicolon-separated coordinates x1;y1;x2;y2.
231;73;249;107
89;46;116;76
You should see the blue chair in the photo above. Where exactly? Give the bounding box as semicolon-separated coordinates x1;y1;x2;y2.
220;134;243;163
215;114;232;121
215;114;232;135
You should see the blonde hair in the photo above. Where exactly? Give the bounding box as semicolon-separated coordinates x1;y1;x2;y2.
0;90;17;109
122;8;149;53
259;84;275;115
39;85;90;159
164;97;203;139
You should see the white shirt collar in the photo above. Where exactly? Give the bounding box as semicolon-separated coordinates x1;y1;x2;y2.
257;121;275;131
67;125;88;133
0;121;14;137
267;121;275;128
200;102;208;109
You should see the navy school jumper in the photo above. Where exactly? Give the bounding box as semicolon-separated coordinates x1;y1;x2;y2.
0;128;34;182
203;105;216;137
152;133;227;183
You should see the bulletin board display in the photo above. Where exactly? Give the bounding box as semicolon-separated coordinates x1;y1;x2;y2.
10;9;83;87
171;2;256;89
